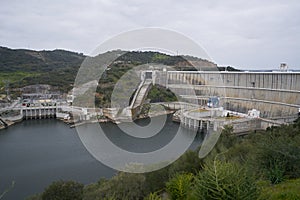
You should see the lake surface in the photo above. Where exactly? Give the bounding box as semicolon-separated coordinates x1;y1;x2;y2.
0;116;202;200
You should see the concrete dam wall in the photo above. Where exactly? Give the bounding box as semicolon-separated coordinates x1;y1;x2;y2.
156;71;300;118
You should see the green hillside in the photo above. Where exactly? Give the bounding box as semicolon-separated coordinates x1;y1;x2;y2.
0;46;85;72
0;47;221;94
0;46;85;92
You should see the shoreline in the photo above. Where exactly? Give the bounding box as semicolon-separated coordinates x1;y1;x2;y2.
70;110;176;128
0;109;177;130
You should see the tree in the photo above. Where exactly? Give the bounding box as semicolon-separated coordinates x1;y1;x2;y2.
253;133;300;184
145;166;170;194
84;172;147;200
0;181;15;200
219;125;235;149
166;173;193;200
193;159;259;200
41;180;84;200
168;150;203;176
144;192;162;200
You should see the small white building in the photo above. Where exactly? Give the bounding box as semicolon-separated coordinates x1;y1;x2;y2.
248;109;260;118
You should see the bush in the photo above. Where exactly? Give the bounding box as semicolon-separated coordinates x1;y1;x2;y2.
84;172;146;200
41;180;84;200
145;166;170;194
253;132;300;183
193;159;259;200
144;192;162;200
258;178;300;200
166;173;193;200
168;150;203;176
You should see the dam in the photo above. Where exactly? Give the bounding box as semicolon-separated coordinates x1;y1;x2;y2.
99;69;300;133
125;69;300;133
155;70;300;118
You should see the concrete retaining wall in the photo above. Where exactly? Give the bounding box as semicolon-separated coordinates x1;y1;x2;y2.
157;71;300;118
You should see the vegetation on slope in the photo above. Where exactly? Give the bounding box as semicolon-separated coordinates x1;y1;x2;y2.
0;47;219;99
258;179;300;200
0;46;85;92
147;85;177;103
0;46;85;72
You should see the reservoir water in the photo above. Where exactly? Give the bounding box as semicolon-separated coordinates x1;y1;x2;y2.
0;115;202;200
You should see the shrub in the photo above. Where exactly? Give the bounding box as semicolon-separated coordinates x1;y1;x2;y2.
193;159;259;200
168;150;203;176
166;173;193;200
144;192;162;200
258;178;300;200
84;172;146;200
41;180;84;200
253;133;300;183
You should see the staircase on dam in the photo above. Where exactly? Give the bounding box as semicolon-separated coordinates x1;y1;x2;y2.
113;72;154;122
115;79;153;122
130;79;152;109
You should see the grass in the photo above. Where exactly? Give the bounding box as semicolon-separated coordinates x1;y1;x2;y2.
217;115;242;120
152;53;169;62
258;178;300;200
0;72;38;89
194;108;208;112
224;115;241;120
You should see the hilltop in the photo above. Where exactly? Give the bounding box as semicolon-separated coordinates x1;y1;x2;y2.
0;46;85;72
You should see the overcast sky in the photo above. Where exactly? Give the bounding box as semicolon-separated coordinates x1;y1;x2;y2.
1;0;299;69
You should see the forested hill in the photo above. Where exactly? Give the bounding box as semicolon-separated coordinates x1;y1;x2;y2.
0;46;86;72
0;46;224;93
0;46;86;92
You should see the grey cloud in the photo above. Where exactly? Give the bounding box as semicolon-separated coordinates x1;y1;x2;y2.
0;0;299;69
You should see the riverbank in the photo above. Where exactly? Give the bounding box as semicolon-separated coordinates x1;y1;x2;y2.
69;109;175;128
0;114;54;130
0;120;14;130
0;110;176;131
0;103;179;131
68;118;110;128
